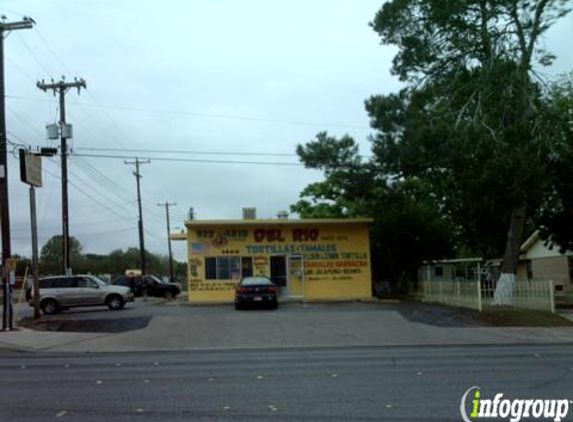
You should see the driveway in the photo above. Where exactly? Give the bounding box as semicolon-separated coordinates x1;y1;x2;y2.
4;299;573;352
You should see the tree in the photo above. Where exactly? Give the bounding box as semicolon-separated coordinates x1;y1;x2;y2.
539;74;573;251
368;0;571;287
39;235;83;275
13;254;31;277
292;132;453;288
36;237;187;279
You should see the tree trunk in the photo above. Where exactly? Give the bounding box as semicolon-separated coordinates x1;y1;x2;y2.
493;202;527;305
500;202;527;274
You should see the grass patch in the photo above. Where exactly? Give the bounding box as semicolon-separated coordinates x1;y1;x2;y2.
479;310;573;327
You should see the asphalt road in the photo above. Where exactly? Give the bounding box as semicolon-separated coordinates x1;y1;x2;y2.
1;344;572;422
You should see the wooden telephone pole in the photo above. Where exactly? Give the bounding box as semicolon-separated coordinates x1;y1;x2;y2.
158;201;176;283
125;158;150;275
1;16;35;330
37;77;86;274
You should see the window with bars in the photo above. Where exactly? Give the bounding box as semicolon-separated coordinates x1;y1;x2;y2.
205;256;242;280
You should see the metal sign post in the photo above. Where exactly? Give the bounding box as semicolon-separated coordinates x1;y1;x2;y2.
29;185;39;319
20;149;47;320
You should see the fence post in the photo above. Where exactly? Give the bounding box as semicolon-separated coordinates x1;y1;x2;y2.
549;280;555;314
477;277;482;312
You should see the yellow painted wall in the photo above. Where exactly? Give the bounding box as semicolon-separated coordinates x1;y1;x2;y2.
185;222;372;302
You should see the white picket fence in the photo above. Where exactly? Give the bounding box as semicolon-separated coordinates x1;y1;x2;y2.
410;279;555;313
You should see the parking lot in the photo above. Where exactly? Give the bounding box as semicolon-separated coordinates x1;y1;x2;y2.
5;298;572;353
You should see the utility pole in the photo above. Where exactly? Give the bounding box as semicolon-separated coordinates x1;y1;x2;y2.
125;158;150;275
37;77;86;275
158;201;176;283
1;16;35;330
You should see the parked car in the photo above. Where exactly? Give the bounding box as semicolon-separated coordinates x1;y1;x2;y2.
113;275;181;298
235;276;278;310
29;275;134;315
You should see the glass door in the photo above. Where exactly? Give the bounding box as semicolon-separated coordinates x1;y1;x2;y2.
287;255;304;298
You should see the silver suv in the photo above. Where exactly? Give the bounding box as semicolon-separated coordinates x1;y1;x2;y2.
29;275;134;315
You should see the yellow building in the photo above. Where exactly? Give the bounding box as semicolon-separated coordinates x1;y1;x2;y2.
173;217;373;302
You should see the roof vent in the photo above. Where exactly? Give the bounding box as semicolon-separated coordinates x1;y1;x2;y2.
277;211;288;219
242;207;256;219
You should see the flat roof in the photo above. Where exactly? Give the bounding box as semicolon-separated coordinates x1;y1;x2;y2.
422;258;483;264
185;218;373;227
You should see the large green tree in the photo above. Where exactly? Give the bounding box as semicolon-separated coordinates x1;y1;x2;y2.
368;0;571;282
39;235;83;275
292;132;453;287
539;74;573;251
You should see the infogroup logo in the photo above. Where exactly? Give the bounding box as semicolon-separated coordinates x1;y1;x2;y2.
460;387;571;422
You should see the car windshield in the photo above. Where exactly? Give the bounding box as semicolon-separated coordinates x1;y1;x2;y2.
86;276;106;286
147;275;165;284
241;277;272;286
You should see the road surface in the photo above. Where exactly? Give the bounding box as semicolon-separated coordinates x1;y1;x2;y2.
1;344;572;421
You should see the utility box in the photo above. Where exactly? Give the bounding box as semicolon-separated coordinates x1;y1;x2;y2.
46;124;59;140
61;123;73;139
242;207;257;219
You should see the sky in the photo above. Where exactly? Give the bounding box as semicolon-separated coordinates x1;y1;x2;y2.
1;0;572;263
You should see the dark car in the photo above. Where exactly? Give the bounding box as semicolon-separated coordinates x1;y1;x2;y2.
235;276;278;310
113;275;181;298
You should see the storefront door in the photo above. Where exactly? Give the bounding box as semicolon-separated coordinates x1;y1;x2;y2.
270;255;288;297
287;255;304;298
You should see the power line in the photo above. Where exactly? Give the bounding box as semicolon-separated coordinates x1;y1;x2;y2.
72;160;166;220
72;152;303;166
73;156;163;212
68;163;137;217
7;132;31;148
5;94;371;130
43;164;135;225
75;146;297;157
16;33;53;79
6;56;37;84
20;27;132;150
33;27;73;76
6;106;45;138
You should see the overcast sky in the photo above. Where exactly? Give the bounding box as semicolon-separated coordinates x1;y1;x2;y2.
2;1;572;262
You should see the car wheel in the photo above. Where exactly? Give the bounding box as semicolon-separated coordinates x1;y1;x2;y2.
106;294;125;311
41;299;58;315
270;302;278;310
234;302;241;310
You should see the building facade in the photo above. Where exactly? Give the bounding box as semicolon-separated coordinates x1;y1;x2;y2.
418;231;573;297
519;231;573;295
174;218;373;302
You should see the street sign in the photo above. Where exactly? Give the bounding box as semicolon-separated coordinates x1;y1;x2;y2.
19;150;43;187
6;258;17;272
